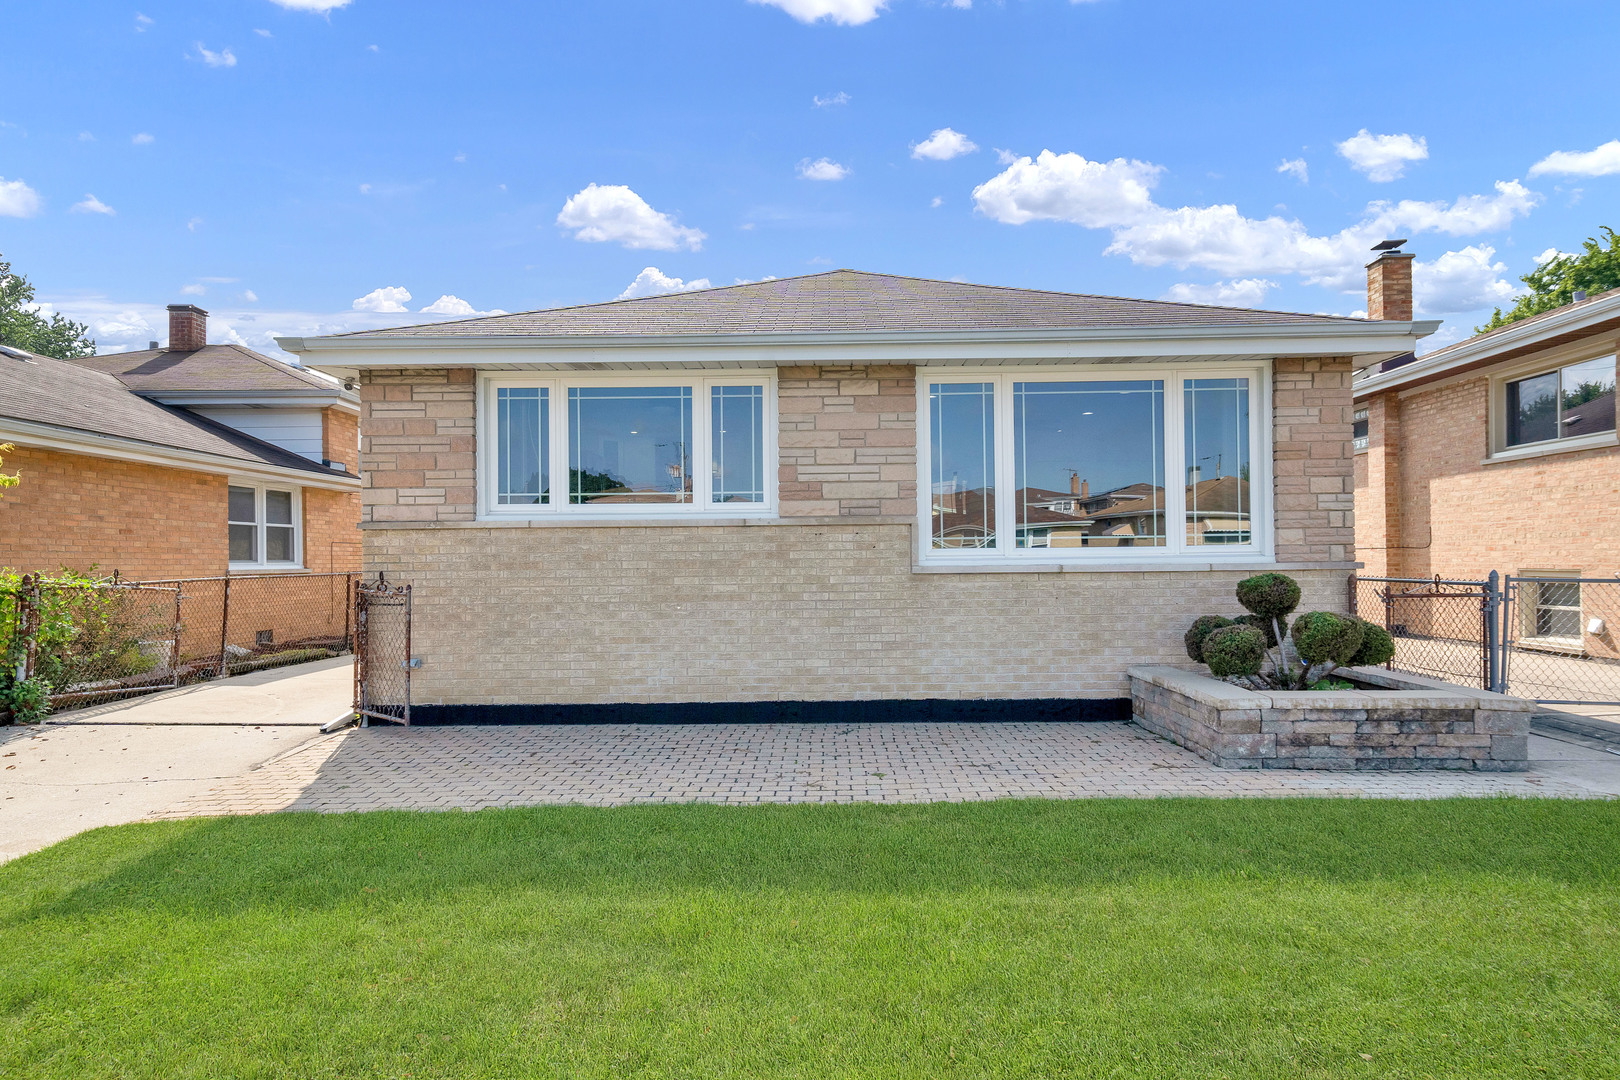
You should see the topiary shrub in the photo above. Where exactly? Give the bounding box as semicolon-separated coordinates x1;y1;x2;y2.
1349;620;1395;667
1235;573;1301;621
1290;611;1366;667
1184;615;1235;662
1202;625;1265;678
1237;613;1281;648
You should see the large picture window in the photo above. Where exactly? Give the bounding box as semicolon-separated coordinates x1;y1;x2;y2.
482;375;774;516
920;367;1267;562
1504;355;1616;448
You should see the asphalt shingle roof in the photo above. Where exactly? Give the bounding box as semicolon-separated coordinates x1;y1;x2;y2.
70;344;342;394
326;270;1374;341
0;348;353;478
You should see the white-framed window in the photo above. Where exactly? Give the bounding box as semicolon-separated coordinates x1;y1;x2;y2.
918;365;1271;563
228;483;302;569
1518;571;1583;649
478;372;776;517
1504;355;1615;449
1353;407;1369;451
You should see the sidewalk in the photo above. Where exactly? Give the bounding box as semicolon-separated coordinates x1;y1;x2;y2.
1;658;350;863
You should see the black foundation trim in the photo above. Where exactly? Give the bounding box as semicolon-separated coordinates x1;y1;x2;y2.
407;697;1132;727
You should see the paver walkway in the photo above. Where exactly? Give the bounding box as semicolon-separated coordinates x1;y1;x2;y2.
157;720;1620;818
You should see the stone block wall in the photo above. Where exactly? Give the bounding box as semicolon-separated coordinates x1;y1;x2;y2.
777;364;917;517
358;368;477;523
1272;356;1355;565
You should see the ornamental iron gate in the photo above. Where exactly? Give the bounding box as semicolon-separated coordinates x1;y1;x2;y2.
1350;573;1620;706
353;575;412;725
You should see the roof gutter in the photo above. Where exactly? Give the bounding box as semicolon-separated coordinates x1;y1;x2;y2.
0;416;361;492
1355;293;1620;398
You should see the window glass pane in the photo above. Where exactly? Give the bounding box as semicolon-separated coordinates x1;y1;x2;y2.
1558;356;1616;439
1184;378;1252;546
265;525;295;563
929;383;996;549
1352;407;1369;450
568;386;693;504
497;387;549;504
228;485;257;524
264;489;293;526
711;385;765;503
1534;580;1582;638
229;523;256;562
1507;371;1559;446
1013;380;1165;549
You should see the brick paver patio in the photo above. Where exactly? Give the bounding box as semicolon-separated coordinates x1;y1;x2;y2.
154;720;1618;819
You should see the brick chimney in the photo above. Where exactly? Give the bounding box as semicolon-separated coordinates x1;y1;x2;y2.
1366;241;1415;321
167;304;208;351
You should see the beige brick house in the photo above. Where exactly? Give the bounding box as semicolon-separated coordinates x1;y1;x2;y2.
282;271;1434;720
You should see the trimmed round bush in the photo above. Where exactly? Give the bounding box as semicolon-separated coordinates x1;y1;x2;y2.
1184;615;1235;662
1237;613;1282;648
1235;573;1302;621
1290;611;1366;667
1349;619;1395;667
1202;625;1266;678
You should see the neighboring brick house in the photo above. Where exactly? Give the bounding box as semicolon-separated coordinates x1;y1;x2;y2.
280;270;1434;719
0;305;361;580
1353;276;1619;655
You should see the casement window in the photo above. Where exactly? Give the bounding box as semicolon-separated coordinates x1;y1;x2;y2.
919;366;1269;563
228;484;301;569
1353;407;1369;451
1503;355;1616;449
480;374;774;516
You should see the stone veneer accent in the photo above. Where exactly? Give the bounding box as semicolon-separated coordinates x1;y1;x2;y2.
1129;665;1531;770
359;368;477;523
1271;355;1355;565
777;364;917;517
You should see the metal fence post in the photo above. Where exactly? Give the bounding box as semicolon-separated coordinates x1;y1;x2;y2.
1484;570;1502;693
216;575;232;678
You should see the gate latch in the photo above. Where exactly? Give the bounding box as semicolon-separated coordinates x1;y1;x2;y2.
402;658;422;670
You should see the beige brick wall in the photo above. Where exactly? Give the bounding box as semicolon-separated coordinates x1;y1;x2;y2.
359;368;477;523
778;365;916;516
1273;356;1355;564
321;406;360;474
366;523;1348;705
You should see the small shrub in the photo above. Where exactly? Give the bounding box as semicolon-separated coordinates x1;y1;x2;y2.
1235;573;1302;621
1184;615;1235;662
1291;611;1366;667
1237;613;1282;648
1307;677;1355;691
1350;620;1396;667
1203;625;1265;678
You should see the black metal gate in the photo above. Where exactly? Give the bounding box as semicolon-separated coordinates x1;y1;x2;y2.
354;576;412;725
1349;574;1497;690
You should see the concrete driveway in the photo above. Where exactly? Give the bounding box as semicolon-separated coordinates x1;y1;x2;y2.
0;657;351;863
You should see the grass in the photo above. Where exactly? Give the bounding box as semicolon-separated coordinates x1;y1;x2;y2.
2;798;1618;1078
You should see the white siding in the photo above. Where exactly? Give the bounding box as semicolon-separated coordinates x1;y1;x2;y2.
190;407;324;461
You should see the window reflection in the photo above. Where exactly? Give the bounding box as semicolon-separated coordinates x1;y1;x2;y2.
1185;378;1252;546
930;383;996;548
1507;356;1616;447
497;387;548;504
568;386;693;503
711;385;765;503
1012;380;1165;548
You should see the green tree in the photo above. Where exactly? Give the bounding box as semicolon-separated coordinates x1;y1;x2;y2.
1477;226;1620;333
0;255;95;359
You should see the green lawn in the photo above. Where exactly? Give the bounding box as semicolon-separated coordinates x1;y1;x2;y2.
2;800;1618;1078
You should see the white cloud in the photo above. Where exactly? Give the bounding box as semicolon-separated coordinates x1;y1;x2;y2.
268;0;352;11
418;294;507;317
1160;279;1276;308
911;127;978;162
797;157;851;181
556;183;706;251
930;196;944;208
973;149;1541;291
617;267;714;300
70;193;115;216
186;217;203;232
0;178;42;218
180;284;207;296
78;131;95;142
366;44;379;52
254;28;273;37
135;13;152;30
994;148;1019;165
1277;158;1308;183
195;43;238;67
352;286;413;313
813;91;850;107
242;290;259;302
132;133;154;145
971;150;1163;228
1413;245;1521;315
1534;247;1575;265
1528;139;1620;178
453;151;467;163
749;0;887;25
1336;129;1429;182
358;183;371;194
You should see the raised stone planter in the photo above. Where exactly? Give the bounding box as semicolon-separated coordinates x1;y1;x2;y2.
1128;665;1532;771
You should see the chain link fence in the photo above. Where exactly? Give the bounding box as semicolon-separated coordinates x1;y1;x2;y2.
1349;575;1493;690
2;572;359;720
354;577;412;725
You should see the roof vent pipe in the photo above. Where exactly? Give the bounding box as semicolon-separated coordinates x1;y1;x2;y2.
1573;289;1588;303
148;340;159;350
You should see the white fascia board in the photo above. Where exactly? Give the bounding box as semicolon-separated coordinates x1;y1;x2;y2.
143;391;350;409
284;321;1438;374
1355;295;1620;399
0;417;361;492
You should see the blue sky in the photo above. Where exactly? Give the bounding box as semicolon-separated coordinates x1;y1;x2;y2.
3;0;1618;359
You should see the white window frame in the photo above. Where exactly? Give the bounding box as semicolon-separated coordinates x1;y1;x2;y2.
227;481;304;571
477;371;778;519
915;363;1273;566
1486;349;1618;463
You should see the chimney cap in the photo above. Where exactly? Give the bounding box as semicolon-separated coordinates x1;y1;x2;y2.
1370;238;1409;253
166;303;209;315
